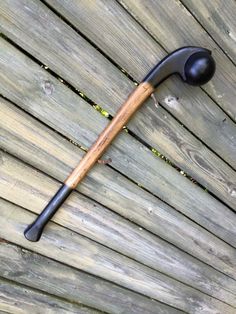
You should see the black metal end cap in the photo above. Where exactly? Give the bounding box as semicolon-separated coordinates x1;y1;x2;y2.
24;184;72;242
24;222;43;242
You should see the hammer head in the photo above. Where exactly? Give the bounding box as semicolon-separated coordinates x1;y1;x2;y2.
144;46;216;88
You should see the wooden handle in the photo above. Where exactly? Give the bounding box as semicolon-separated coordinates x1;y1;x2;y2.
24;81;154;241
65;81;154;188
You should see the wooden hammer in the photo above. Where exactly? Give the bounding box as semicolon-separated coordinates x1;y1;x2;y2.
24;46;215;242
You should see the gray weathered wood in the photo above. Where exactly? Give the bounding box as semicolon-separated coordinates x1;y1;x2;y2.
1;148;236;306
0;241;175;314
0;198;235;314
1;0;235;312
45;0;236;169
1;39;236;250
182;0;236;63
118;0;236;121
0;2;236;186
0;278;100;314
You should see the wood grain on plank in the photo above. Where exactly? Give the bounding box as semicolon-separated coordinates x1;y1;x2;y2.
0;198;236;314
182;0;236;63
1;39;236;249
2;247;165;314
0;278;100;314
1;148;236;306
0;242;173;314
0;0;235;212
118;0;236;121
44;0;236;170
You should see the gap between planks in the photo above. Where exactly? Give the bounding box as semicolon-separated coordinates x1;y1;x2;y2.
0;240;183;314
0;276;103;314
1;198;236;314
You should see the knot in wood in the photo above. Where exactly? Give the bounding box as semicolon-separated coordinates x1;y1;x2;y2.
164;95;180;111
42;80;54;95
229;186;236;197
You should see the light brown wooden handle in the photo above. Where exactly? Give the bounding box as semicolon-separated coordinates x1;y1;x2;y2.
65;82;154;189
24;81;154;242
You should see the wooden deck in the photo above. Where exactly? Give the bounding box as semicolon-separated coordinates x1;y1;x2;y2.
0;0;236;313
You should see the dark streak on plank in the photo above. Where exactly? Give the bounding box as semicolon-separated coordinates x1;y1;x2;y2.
182;0;236;63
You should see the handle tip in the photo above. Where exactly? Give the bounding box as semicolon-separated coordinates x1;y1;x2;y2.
24;223;42;242
23;184;72;242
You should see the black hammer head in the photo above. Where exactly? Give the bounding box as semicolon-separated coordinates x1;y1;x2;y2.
144;46;216;88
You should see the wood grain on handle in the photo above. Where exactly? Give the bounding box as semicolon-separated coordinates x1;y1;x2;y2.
24;81;154;241
65;82;154;188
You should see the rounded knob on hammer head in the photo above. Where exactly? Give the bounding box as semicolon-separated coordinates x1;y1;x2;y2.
184;51;215;86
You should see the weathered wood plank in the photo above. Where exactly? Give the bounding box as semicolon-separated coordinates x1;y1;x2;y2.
0;0;235;213
0;199;235;314
1;39;236;250
182;0;236;63
1;148;236;306
29;0;236;169
0;278;100;314
0;242;173;314
118;0;236;121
